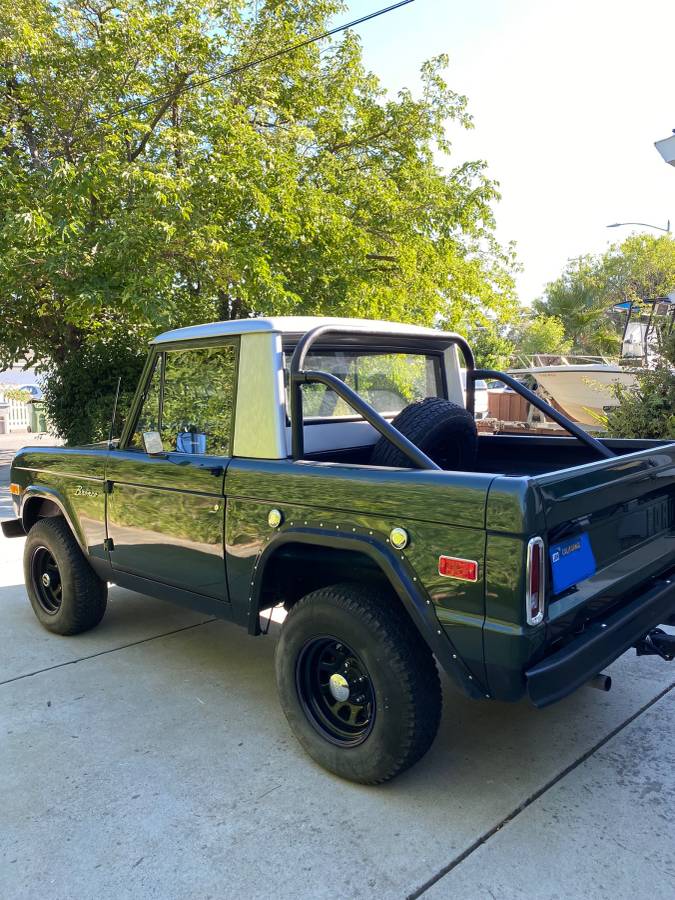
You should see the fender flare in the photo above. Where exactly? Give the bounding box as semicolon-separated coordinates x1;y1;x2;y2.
20;486;88;553
249;526;486;699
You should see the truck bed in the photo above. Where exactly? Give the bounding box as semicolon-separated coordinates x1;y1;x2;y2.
307;433;673;476
473;433;674;476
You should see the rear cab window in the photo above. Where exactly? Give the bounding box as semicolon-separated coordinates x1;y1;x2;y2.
291;350;443;419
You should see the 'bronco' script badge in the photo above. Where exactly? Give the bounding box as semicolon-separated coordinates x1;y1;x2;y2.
75;485;99;499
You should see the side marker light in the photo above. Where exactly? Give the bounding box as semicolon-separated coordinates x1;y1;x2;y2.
438;556;478;582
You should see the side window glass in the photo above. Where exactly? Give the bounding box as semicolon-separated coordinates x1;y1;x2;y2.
129;358;161;448
161;344;237;456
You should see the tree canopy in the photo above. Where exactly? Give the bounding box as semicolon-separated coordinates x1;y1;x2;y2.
1;0;517;395
470;312;571;370
535;234;675;356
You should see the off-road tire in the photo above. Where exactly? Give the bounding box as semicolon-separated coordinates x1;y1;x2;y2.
370;396;477;470
24;517;108;635
275;583;442;784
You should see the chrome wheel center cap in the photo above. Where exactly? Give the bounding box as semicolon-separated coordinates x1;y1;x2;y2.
328;672;350;702
41;573;51;588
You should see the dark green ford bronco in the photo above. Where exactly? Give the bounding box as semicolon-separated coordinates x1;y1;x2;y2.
4;318;675;783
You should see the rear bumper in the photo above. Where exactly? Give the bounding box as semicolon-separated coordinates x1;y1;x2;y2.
1;517;25;538
526;569;675;707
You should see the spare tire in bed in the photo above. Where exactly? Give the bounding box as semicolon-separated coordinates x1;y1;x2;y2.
370;397;477;470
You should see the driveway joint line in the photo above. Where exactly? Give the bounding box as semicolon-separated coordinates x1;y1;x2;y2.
0;617;218;686
407;677;675;899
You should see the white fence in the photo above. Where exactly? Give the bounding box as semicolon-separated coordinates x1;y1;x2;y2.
0;388;32;433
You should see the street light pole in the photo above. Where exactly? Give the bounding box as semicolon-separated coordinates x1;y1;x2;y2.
607;221;671;233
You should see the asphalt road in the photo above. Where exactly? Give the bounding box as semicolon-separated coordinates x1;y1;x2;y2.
1;433;674;899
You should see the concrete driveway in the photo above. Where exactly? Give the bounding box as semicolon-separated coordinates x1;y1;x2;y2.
1;435;674;899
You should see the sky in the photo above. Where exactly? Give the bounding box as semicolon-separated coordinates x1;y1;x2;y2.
346;0;675;303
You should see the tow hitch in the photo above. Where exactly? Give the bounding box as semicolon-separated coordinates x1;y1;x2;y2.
635;628;675;662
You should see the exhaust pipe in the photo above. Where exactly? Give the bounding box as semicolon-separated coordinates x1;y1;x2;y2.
587;673;612;692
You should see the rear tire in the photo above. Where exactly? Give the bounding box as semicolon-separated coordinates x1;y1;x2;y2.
24;518;108;635
275;583;442;784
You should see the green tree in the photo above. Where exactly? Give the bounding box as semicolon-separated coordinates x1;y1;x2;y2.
601;234;675;309
469;324;514;369
0;0;516;441
536;235;675;356
513;313;571;357
534;256;619;355
470;313;570;369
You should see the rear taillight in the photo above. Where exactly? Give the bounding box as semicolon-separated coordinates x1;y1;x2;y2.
526;537;545;626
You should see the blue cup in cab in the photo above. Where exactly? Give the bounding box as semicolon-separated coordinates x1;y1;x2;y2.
176;431;207;454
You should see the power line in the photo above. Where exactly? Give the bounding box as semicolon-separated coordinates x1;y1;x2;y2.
95;0;417;127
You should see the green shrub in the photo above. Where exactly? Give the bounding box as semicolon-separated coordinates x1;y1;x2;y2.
605;333;675;439
42;336;146;445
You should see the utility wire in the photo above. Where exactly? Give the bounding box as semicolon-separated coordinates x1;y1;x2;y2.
95;0;417;127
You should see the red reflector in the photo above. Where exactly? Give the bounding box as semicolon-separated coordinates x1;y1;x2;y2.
438;556;478;582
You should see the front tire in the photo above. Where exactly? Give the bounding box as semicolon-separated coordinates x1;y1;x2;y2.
275;583;442;784
24;518;108;635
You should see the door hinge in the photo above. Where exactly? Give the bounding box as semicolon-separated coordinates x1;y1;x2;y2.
103;537;115;552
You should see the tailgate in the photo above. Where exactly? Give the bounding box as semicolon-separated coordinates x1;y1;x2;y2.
532;443;675;636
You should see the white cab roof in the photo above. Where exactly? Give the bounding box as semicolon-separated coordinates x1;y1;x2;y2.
152;316;450;345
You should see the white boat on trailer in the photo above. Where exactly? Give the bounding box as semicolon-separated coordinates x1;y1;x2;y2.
507;357;637;426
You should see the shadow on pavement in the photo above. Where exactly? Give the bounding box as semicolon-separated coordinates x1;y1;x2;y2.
0;578;213;684
1;572;668;784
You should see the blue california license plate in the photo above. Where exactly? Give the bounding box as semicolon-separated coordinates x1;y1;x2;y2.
549;532;596;595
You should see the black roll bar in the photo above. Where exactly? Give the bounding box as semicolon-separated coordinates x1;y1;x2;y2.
473;369;616;459
301;371;441;470
289;324;476;467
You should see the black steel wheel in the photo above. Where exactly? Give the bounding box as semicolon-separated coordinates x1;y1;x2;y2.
296;637;375;747
275;583;442;784
30;546;63;615
23;518;108;635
